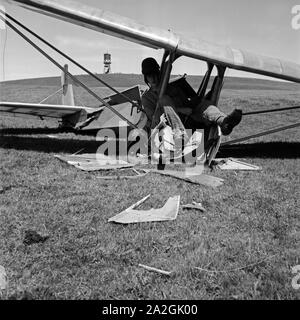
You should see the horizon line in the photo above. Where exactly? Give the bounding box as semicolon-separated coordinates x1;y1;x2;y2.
0;73;294;84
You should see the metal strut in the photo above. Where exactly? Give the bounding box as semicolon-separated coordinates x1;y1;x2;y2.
221;122;300;146
223;105;300;144
0;11;139;129
243;105;300;116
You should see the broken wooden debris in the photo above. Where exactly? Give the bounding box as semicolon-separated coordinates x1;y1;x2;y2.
147;169;224;188
108;195;180;224
182;201;206;212
206;125;222;166
54;153;134;171
152;127;204;165
184;164;204;176
154;128;204;162
97;168;148;180
0;265;8;291
214;158;261;170
183;130;204;157
138;264;172;276
188;173;224;187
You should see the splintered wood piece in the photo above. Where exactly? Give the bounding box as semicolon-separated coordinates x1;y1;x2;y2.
54;153;133;171
138;264;172;276
97;168;148;179
148;169;224;188
215;158;261;170
182;201;206;212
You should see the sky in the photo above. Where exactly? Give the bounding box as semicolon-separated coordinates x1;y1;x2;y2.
0;0;299;81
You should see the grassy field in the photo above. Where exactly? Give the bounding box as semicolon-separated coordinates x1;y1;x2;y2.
0;75;299;300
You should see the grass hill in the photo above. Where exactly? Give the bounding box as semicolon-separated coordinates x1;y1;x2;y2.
1;73;300;91
0;72;299;300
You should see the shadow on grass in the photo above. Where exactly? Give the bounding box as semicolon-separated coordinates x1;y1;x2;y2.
0;134;101;154
1;132;300;159
0;127;99;135
219;142;300;159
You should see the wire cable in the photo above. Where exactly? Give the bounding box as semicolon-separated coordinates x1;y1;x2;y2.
0;9;141;111
0;16;7;81
38;87;62;104
0;14;138;129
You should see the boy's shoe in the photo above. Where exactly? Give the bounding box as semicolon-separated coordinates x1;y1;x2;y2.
220;109;242;135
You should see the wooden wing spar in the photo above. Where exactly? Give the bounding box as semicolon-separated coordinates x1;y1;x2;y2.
7;0;300;83
0;101;95;119
0;84;143;129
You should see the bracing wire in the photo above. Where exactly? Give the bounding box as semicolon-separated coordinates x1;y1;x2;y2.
1;18;7;81
0;13;138;129
38;87;62;104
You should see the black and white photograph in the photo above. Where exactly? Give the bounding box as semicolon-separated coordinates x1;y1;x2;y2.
0;0;299;307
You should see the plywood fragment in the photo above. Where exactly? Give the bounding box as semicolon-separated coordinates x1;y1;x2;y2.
108;195;180;224
97;169;148;180
182;201;206;212
54;153;133;171
148;169;223;188
215;158;261;170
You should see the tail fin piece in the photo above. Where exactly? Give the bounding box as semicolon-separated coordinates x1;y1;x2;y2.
61;64;75;106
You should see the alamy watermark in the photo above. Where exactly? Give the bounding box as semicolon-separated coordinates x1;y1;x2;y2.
291;265;300;290
291;5;300;30
95;125;204;165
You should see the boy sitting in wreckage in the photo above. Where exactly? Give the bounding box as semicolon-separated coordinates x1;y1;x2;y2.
139;57;242;145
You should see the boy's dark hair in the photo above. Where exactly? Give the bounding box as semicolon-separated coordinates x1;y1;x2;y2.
141;57;160;85
142;57;160;75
